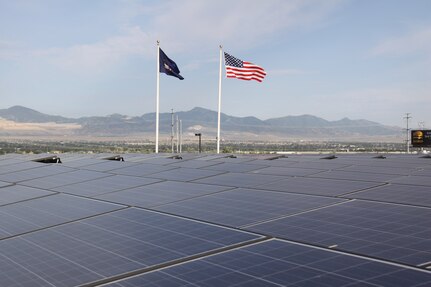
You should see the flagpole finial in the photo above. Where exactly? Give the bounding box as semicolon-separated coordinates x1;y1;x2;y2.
219;45;222;49
157;40;160;46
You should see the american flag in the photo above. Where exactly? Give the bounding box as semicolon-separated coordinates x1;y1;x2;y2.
224;52;266;82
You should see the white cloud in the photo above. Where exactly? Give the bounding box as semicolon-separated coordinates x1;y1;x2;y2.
1;1;342;73
0;26;152;74
145;0;342;51
372;25;431;57
31;26;151;73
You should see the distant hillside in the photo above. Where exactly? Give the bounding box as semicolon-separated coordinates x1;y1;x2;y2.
0;105;402;140
266;115;330;128
0;106;72;123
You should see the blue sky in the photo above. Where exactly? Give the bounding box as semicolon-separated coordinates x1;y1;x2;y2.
1;0;430;127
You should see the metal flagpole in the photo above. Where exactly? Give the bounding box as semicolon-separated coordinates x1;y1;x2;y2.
155;41;160;153
217;45;223;154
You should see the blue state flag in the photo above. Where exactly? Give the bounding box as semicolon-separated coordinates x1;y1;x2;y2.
159;48;184;80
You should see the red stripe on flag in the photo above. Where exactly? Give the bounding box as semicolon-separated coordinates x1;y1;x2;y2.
224;58;266;82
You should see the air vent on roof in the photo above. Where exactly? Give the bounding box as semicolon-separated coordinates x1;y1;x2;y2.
266;155;287;160
33;156;62;164
170;155;183;160
320;155;337;160
104;155;124;161
373;155;386;159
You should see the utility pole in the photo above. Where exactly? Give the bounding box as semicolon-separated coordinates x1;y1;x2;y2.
195;133;202;153
176;115;180;153
179;120;182;153
171;109;174;153
404;113;412;154
418;122;425;153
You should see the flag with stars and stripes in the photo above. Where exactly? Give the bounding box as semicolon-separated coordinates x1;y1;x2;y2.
224;52;266;82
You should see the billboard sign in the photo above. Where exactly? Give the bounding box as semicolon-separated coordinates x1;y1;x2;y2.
411;130;431;147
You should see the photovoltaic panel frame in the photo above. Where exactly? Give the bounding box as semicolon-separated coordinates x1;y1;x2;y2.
0;208;262;287
104;239;431;287
248;200;431;267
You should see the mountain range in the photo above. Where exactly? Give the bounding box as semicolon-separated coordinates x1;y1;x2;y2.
0;105;402;141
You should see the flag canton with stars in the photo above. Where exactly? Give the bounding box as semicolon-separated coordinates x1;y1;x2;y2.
224;53;244;68
224;52;266;82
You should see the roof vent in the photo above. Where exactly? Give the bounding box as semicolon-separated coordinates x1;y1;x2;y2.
33;156;62;164
104;155;124;161
320;155;337;160
170;155;183;160
266;155;287;160
373;155;386;159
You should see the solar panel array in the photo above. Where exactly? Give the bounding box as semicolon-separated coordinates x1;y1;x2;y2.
0;152;430;286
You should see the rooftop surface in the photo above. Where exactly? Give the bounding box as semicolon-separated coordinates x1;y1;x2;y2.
0;152;431;286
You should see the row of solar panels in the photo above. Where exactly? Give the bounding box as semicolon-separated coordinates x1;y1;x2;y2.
0;152;430;286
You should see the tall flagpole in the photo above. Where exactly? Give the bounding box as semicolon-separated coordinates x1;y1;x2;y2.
155;40;160;153
217;45;223;154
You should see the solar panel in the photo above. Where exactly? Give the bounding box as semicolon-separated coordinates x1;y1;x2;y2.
390;175;431;187
257;177;384;196
104;239;431;287
168;159;222;169
246;158;300;167
414;168;431;177
0;164;76;183
248;200;431;267
0;161;43;175
0;180;11;188
0;157;26;166
0;185;54;206
309;170;402;183
0;208;261;287
95;181;233;208
146;167;226;182
209;155;258;163
250;165;326;176
155;188;345;227
108;163;178;177
289;160;352;170
203;162;268;173
337;158;422;171
343;183;431;207
0;194;123;239
194;154;232;161
119;154;162;163
1;152;430;286
19;169;111;189
59;157;106;168
336;165;417;176
81;160;141;172
352;158;430;169
132;156;185;165
52;175;162;197
194;172;285;188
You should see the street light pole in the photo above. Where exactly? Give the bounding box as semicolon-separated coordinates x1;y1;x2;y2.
195;133;202;153
404;113;411;154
